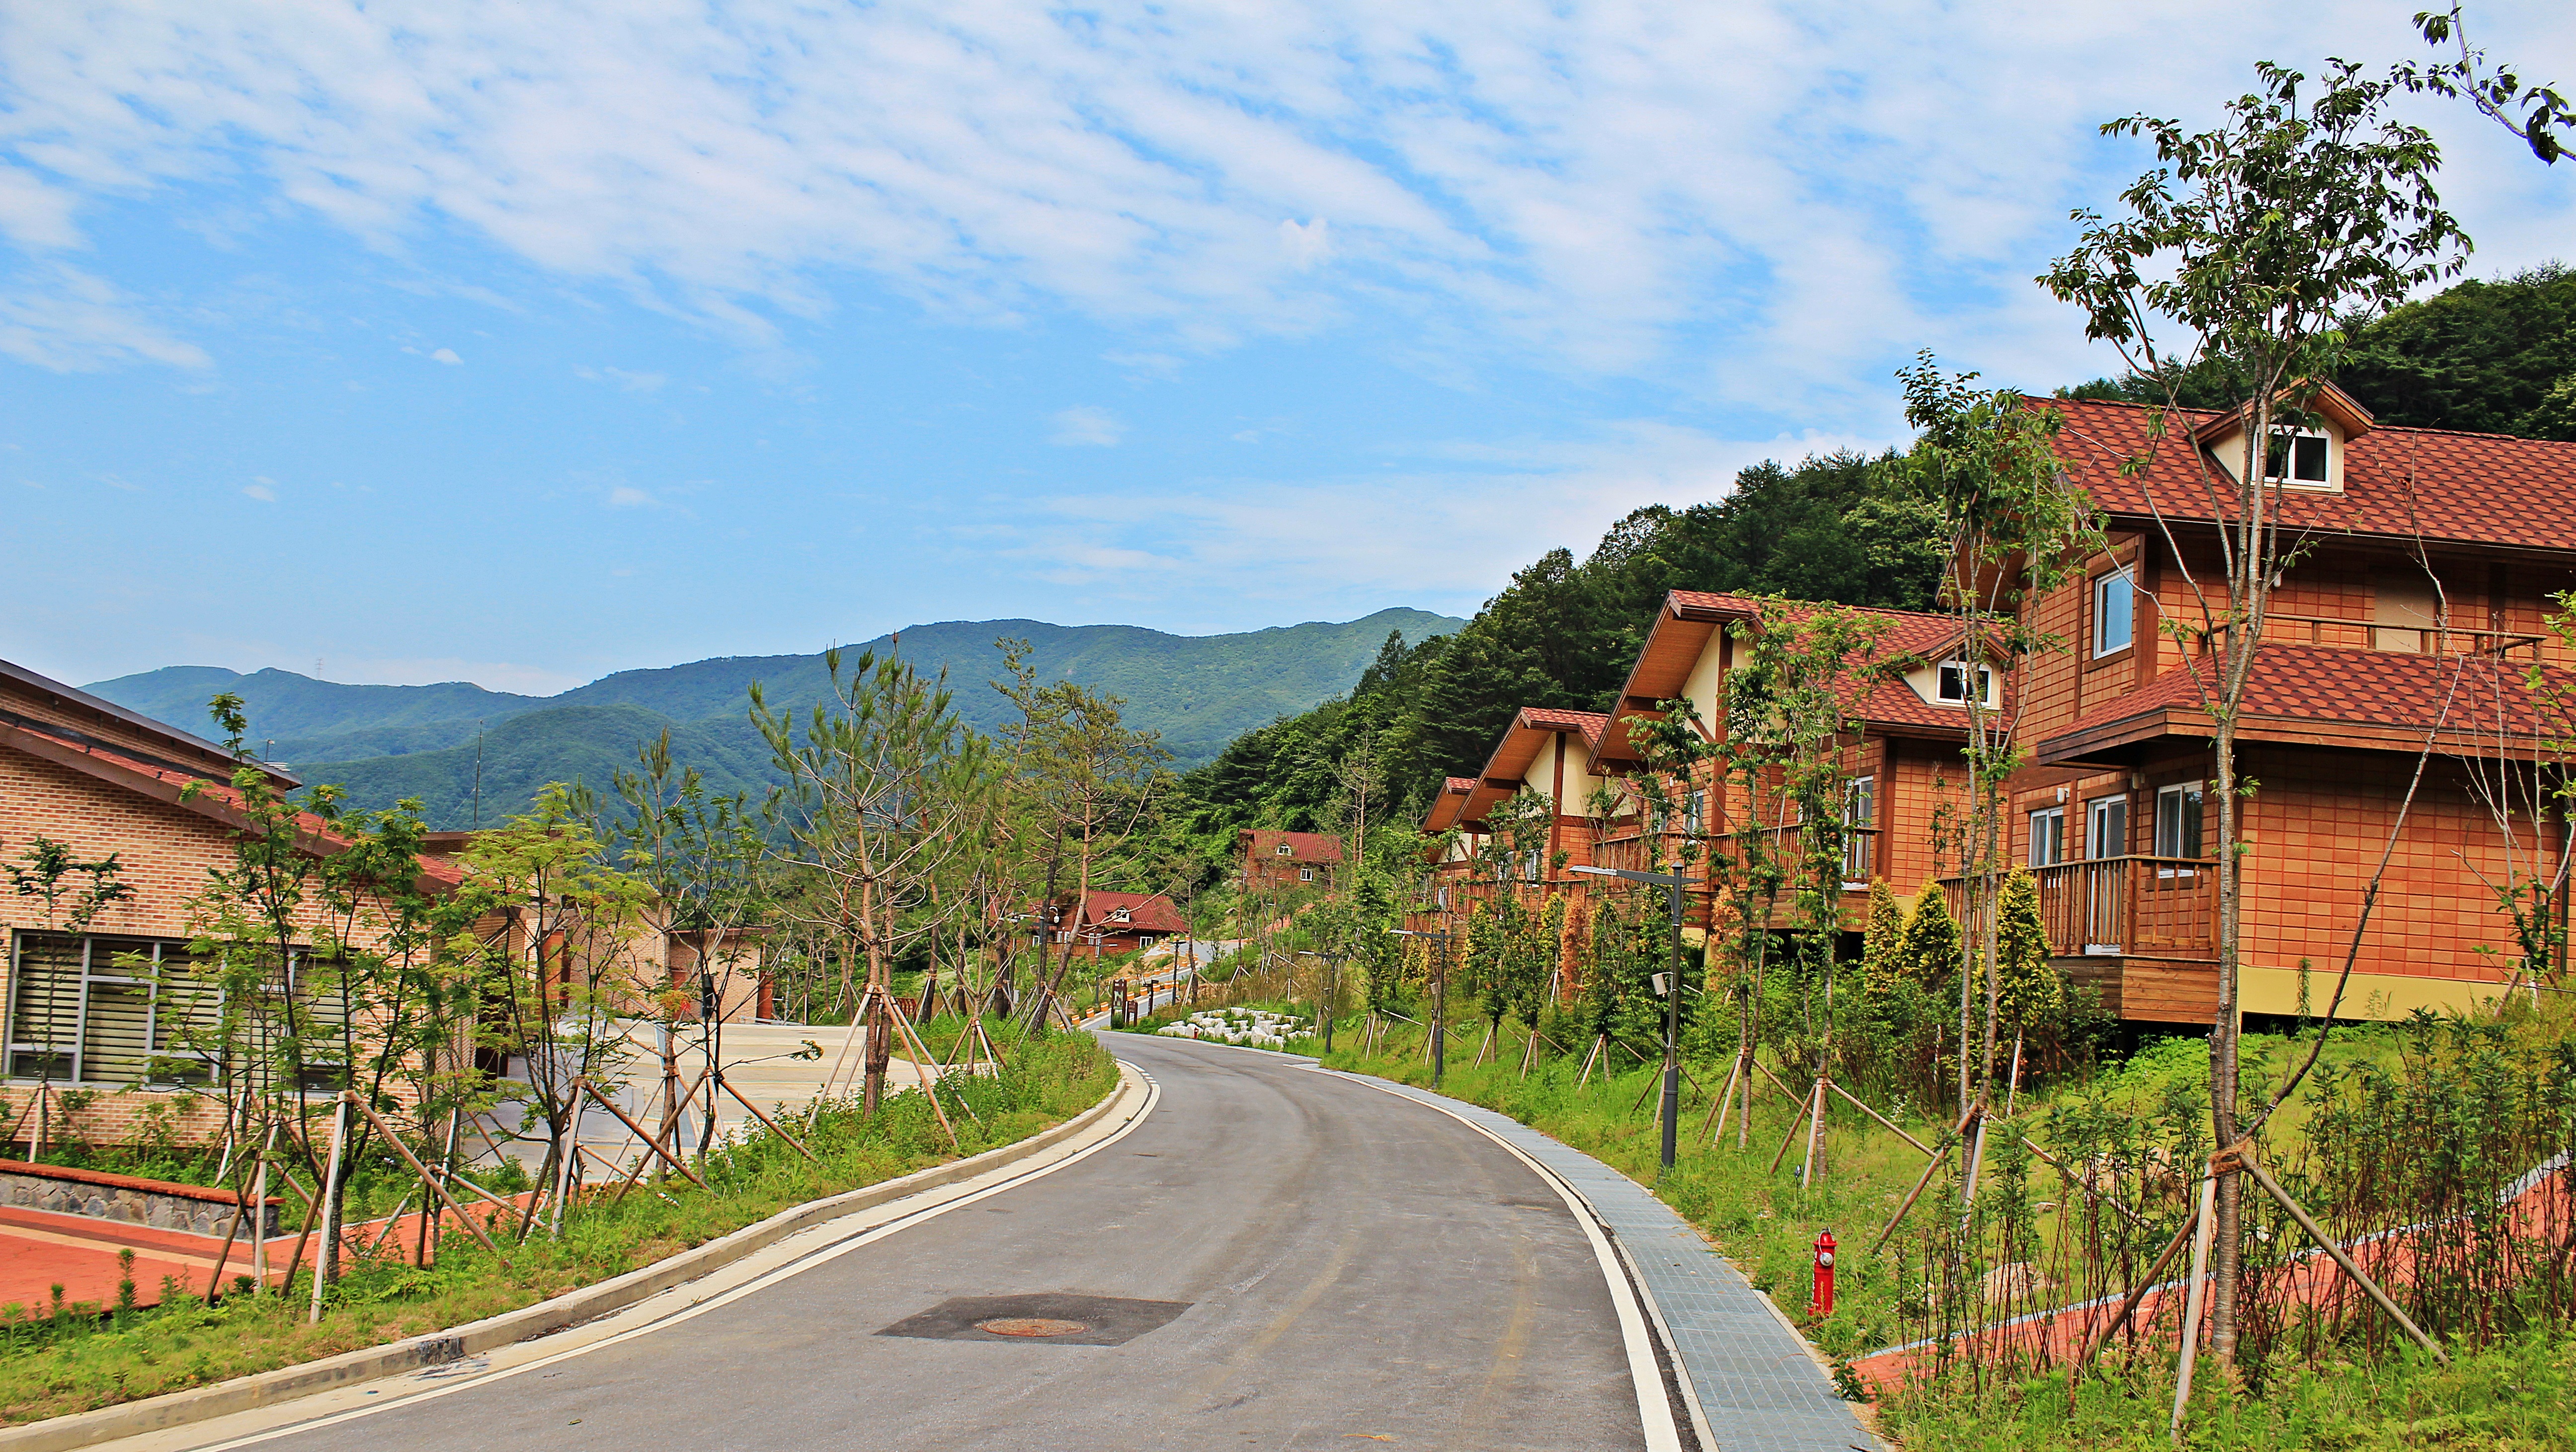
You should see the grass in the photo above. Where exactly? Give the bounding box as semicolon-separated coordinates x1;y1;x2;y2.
0;1024;1115;1426
1312;1002;2576;1449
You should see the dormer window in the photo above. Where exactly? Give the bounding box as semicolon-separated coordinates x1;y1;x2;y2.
1111;908;1131;922
1276;843;1292;856
1935;660;1997;707
2265;428;2330;486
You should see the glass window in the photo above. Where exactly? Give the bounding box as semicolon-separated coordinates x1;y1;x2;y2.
2155;782;2205;859
1299;866;1314;881
7;932;228;1086
2029;807;2067;866
1936;661;1995;705
2265;429;2330;484
2094;568;2136;657
2086;795;2128;859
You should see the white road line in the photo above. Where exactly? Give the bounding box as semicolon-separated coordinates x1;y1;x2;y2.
1327;1070;1688;1452
159;1067;1163;1452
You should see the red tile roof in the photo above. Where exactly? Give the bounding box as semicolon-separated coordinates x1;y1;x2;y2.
1660;592;1990;736
1072;891;1191;935
2042;643;2572;763
1238;830;1346;864
1519;707;1609;742
2041;397;2576;554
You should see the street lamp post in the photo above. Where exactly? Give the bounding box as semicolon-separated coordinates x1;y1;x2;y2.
1573;863;1698;1174
1385;926;1454;1089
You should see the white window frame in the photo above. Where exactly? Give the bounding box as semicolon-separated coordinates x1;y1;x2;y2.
2093;568;2137;658
1275;843;1293;856
2264;427;2331;486
2029;806;2067;867
2085;794;2128;858
1299;866;1314;882
2155;781;2205;870
1935;660;1998;708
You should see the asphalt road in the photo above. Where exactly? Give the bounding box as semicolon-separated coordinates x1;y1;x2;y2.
245;1035;1651;1452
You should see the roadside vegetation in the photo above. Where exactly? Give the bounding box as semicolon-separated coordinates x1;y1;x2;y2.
0;1025;1110;1426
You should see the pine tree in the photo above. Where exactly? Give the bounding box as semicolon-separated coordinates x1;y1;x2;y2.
1993;870;2063;1029
1897;879;1962;990
1860;878;1907;997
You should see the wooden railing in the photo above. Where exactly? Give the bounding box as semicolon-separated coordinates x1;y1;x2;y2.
1586;826;1880;888
1944;856;2216;957
2258;612;2543;659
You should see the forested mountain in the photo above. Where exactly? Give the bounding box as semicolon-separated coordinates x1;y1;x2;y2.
1163;450;1942;849
90;609;1463;827
2062;263;2576;440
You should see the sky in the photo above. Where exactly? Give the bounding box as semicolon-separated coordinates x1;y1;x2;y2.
3;0;2570;695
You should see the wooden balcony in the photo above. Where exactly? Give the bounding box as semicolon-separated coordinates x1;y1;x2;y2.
1945;856;2217;959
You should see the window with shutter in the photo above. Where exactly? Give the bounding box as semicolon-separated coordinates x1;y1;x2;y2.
6;931;259;1087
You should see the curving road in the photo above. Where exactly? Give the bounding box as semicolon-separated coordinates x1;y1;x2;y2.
231;1035;1660;1451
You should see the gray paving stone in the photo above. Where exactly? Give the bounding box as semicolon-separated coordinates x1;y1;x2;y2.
1353;1074;1880;1452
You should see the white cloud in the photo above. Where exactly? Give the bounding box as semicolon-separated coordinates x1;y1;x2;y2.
606;485;656;507
242;479;277;501
0;263;210;371
985;419;1890;608
428;346;462;364
0;0;2566;416
1050;405;1125;447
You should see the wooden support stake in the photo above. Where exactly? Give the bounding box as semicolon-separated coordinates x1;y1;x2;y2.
883;997;962;1150
572;1078;707;1190
309;1097;348;1323
344;1093;510;1262
1702;1045;1747;1144
1770;1074;1822;1175
2239;1151;2448;1365
2066;1195;2204;1412
2170;1173;2220;1442
720;1076;819;1164
1870;1104;1981;1255
1830;1079;1933;1159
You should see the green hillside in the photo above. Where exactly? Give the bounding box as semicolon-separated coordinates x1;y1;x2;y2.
89;608;1462;827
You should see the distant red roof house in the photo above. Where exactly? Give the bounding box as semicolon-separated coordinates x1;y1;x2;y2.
1237;830;1344;891
1039;890;1190;956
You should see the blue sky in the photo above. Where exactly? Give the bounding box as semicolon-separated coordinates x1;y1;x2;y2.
4;0;2570;693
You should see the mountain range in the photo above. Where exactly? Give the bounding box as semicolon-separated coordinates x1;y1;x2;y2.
89;609;1463;829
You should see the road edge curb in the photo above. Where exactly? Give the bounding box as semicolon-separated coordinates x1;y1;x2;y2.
0;1063;1146;1452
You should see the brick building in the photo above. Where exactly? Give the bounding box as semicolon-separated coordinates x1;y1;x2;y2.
0;659;461;1142
1999;388;2576;1024
1237;830;1345;892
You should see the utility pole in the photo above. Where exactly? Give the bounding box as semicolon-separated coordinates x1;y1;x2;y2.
1574;864;1697;1174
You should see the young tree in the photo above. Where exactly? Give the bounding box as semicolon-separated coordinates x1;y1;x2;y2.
6;836;134;931
2040;58;2469;1364
756;649;988;1114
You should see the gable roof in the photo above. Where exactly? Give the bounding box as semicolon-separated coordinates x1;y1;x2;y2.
1237;830;1345;864
1422;776;1478;834
1069;891;1190;935
0;657;461;891
2039;643;2572;765
2042;396;2576;556
1459;706;1610;825
1590;590;1978;774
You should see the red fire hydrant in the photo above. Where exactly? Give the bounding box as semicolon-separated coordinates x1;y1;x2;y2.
1809;1229;1837;1319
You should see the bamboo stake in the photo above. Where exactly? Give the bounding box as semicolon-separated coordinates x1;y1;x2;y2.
2169;1174;2220;1442
572;1078;707;1190
2066;1196;2205;1412
2239;1152;2448;1364
345;1093;511;1260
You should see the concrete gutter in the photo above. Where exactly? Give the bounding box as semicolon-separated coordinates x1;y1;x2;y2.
0;1067;1147;1452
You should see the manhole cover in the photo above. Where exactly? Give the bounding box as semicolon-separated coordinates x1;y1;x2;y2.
877;1293;1192;1346
976;1317;1089;1338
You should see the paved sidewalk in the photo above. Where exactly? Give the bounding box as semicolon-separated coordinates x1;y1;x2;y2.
1353;1073;1879;1452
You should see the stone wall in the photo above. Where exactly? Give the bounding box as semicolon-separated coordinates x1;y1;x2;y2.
0;1159;277;1238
